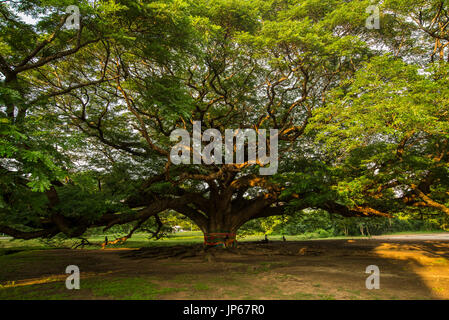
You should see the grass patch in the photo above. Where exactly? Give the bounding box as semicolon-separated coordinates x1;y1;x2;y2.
3;232;448;252
192;282;210;291
293;292;316;300
0;276;187;300
434;258;449;265
82;277;182;299
318;294;336;300
0;282;70;300
172;274;198;284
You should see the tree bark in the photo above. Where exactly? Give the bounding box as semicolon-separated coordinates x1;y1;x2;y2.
202;211;238;248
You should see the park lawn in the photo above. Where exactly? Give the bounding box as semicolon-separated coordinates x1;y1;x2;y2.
0;231;391;252
0;253;415;300
0;273;316;300
1;234;449;300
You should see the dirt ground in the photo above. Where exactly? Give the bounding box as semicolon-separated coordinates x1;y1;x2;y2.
1;235;448;300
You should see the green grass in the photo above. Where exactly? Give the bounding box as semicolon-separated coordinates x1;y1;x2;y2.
82;277;184;299
2;231;448;251
192;282;210;291
209;275;242;287
1;230;446;300
0;232;369;251
0;276;186;300
0;282;70;300
0;250;53;282
434;258;449;265
172;274;198;284
293;292;316;300
318;294;336;300
0;232;205;250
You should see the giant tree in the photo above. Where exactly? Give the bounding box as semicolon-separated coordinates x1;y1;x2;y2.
1;0;448;246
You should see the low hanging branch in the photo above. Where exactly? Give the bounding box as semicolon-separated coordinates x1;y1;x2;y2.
412;185;449;216
101;215;165;249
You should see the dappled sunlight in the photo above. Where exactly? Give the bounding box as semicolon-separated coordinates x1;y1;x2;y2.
0;271;117;289
373;242;449;299
1;237;448;299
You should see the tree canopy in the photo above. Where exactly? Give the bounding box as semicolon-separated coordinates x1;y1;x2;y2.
1;0;448;245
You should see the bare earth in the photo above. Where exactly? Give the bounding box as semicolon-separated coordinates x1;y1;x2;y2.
1;234;448;300
373;234;449;241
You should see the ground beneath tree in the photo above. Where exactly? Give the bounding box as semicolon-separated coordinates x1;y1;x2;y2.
1;235;448;300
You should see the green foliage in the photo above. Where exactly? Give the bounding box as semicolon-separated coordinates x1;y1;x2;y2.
242;209;447;237
1;0;449;240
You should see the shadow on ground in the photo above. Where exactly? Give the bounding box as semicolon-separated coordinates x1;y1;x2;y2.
0;238;448;300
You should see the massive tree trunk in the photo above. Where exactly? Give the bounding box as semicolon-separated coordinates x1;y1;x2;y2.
202;211;239;248
184;193;286;248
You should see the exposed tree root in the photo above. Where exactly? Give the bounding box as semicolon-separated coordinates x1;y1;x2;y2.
120;241;324;261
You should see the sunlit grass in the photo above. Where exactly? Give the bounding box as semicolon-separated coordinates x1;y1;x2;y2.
0;232;379;251
82;277;184;299
2;231;448;252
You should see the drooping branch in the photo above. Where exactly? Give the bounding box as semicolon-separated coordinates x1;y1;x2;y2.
0;225;59;240
412;185;449;216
